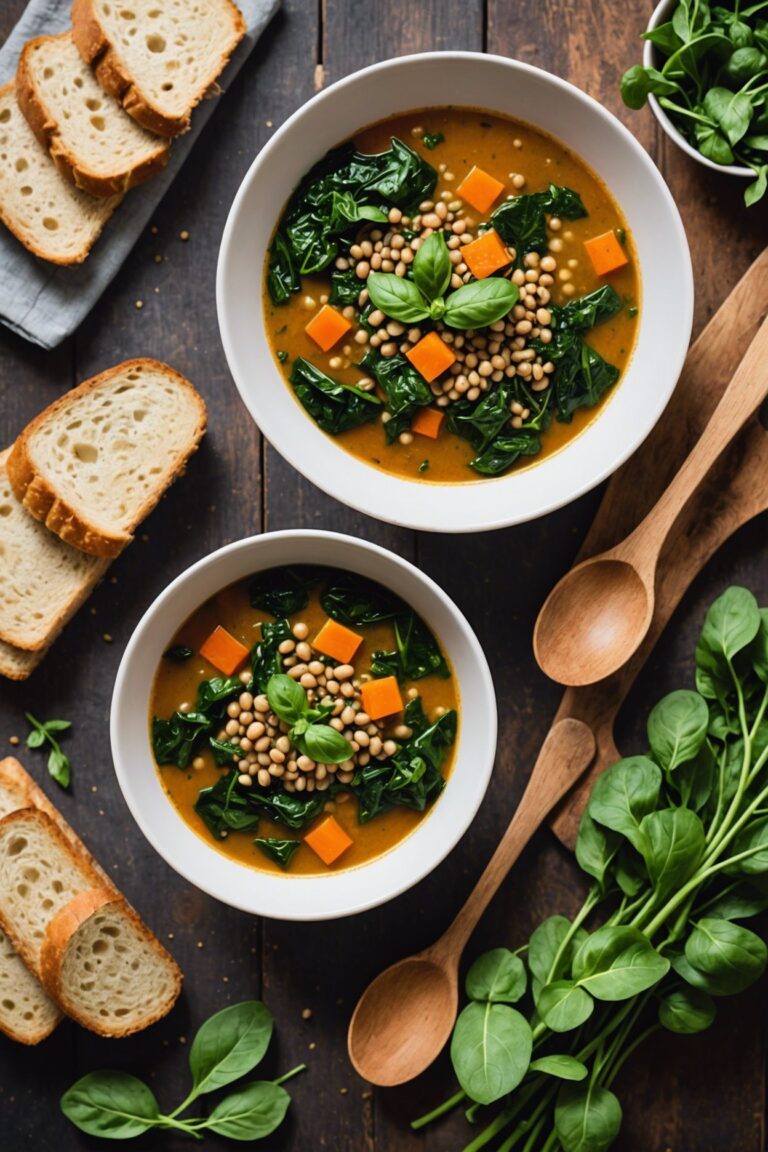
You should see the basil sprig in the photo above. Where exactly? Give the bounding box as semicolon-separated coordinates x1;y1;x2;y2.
367;231;518;329
266;673;353;764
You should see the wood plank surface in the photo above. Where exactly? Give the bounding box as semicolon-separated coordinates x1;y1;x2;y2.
0;1;765;1150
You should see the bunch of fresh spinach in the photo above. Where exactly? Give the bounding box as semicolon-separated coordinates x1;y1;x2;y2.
61;1001;305;1141
415;586;768;1152
621;0;768;204
366;231;519;329
267;137;437;303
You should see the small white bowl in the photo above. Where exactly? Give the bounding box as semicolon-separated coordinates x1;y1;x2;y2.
644;0;753;179
217;51;693;533
110;531;496;921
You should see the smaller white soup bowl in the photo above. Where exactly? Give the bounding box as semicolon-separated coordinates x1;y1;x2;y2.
111;531;496;921
217;50;693;532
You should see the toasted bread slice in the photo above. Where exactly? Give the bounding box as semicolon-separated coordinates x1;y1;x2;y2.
7;358;207;558
0;450;108;651
72;0;247;137
40;889;182;1037
0;759;61;1043
0;83;119;265
16;32;169;198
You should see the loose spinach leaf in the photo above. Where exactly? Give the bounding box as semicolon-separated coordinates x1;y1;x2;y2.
469;429;542;475
490;184;587;259
290;357;382;435
196;771;262;839
658;985;716;1034
189;1001;274;1096
554;1083;622;1152
465;949;527;1004
206;1081;291;1140
529;1055;589;1082
537;981;595;1032
249;566;321;616
61;1072;161;1139
248;789;327;830
572;925;670;1001
254;838;301;869
361;348;432;442
552;285;623;332
163;645;193;662
684;917;767;994
450;1002;532;1105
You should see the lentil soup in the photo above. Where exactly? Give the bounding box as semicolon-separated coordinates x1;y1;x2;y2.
150;567;458;876
264;107;639;484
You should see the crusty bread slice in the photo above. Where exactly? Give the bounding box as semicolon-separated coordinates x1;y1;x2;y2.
7;358;207;558
72;0;246;137
40;889;182;1037
0;450;108;651
16;32;169;198
0;640;46;681
0;83;119;264
0;758;62;1043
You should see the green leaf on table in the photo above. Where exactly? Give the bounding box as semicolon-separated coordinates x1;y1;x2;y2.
647;689;709;771
555;1083;622;1152
26;729;45;749
587;756;662;851
206;1081;290;1139
637;808;706;900
658;985;716;1034
450;1001;532;1105
684;918;767;995
572;926;669;1001
465;948;527;1004
537;981;595;1032
61;1071;161;1139
189;1001;274;1096
529;1055;588;1082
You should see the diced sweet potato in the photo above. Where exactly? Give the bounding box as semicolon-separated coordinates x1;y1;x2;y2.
304;816;353;866
360;675;404;721
406;331;457;383
462;229;511;279
199;626;250;676
584;231;629;276
411;407;445;439
457;165;505;214
305;304;353;351
313;618;363;664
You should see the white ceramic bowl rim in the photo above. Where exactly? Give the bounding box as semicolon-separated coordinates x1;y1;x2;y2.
110;530;497;921
644;0;752;177
217;50;693;533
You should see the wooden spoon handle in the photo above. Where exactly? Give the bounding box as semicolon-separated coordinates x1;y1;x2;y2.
621;313;768;574
429;719;595;962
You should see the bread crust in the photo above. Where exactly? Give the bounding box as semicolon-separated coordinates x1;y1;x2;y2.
0;641;46;681
16;35;169;199
0;82;118;266
6;358;207;558
71;0;247;137
39;889;182;1037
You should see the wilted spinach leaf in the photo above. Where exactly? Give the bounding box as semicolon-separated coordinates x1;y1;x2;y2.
290;358;382;435
249;566;321;617
490;184;586;260
362;348;432;442
255;838;301;868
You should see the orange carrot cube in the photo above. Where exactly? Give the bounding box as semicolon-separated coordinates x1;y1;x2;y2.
462;229;511;280
313;618;363;664
304;304;353;352
304;815;353;866
457;165;506;214
199;626;250;676
411;407;445;439
406;331;457;383
584;231;629;277
360;676;404;721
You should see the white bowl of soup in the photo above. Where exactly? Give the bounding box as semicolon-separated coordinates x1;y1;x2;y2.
217;52;692;532
111;531;496;920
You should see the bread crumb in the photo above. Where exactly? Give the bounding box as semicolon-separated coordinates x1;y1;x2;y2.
151;225;159;235
103;633;113;643
141;534;150;542
154;254;162;263
135;300;144;309
179;1035;187;1045
110;576;118;584
179;230;190;241
91;785;98;793
265;120;273;127
167;932;174;940
197;941;204;949
362;1090;372;1100
89;607;97;615
154;287;161;294
9;736;19;746
340;1087;348;1096
301;1008;312;1020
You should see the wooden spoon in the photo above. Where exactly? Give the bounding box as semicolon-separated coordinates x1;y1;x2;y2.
533;314;768;687
347;717;595;1087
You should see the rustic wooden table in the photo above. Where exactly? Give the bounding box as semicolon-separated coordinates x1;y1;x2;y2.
1;2;766;1149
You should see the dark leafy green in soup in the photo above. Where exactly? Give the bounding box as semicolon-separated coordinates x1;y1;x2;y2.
150;567;459;875
264;108;639;483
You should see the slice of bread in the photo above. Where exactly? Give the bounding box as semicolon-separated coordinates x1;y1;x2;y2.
72;0;247;137
7;359;207;558
0;83;119;264
0;640;46;681
16;32;169;198
0;758;61;1043
0;450;108;651
40;889;182;1037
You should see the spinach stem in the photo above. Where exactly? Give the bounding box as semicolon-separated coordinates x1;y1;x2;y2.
411;1088;466;1129
273;1063;307;1086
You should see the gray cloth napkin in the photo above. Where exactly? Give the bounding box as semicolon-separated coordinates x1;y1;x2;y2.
0;0;279;348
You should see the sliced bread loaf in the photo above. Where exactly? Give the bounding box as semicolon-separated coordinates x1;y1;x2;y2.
0;83;119;264
17;32;169;198
0;450;108;651
0;640;46;681
0;759;61;1043
71;0;246;137
7;358;207;558
40;889;182;1037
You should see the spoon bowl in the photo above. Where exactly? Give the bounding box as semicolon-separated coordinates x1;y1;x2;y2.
348;954;458;1086
534;558;652;686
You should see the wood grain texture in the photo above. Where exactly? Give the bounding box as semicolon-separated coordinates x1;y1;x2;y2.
0;1;765;1150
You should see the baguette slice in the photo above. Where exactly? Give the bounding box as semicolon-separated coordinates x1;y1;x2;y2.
40;889;181;1037
72;0;247;137
0;759;61;1043
0;83;119;264
0;450;108;651
17;32;169;198
7;359;207;558
0;640;46;681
